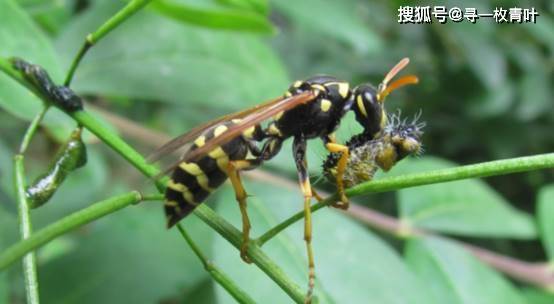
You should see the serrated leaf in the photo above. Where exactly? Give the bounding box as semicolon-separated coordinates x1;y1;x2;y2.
537;184;554;261
213;180;435;304
39;203;212;303
391;156;536;239
0;0;75;140
151;0;275;33
405;237;525;304
55;0;289;112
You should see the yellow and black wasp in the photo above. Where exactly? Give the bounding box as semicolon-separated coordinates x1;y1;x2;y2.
149;58;418;302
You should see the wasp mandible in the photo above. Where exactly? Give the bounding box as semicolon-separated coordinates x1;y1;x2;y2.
150;58;418;302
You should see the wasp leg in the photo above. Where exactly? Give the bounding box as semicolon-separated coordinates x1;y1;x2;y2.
226;160;257;264
293;135;315;304
325;142;350;209
311;188;324;202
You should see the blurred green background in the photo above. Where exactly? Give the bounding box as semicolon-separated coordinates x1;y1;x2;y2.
0;0;553;303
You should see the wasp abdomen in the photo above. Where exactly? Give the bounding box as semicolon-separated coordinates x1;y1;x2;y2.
165;121;256;227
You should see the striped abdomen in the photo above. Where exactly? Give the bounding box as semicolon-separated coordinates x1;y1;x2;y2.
164;121;259;227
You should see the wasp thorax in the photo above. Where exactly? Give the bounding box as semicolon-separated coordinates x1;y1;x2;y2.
323;112;424;188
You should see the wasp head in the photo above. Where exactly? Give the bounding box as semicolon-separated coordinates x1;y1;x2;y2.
352;58;419;137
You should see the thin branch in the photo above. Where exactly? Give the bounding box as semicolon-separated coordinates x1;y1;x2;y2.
70;111;164;190
176;224;256;304
12;105;51;304
64;0;155;85
19;106;49;154
0;191;144;270
258;153;554;244
192;205;305;303
14;155;39;304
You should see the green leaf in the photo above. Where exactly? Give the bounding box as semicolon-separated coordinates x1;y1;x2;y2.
405;237;526;304
216;0;268;15
537;184;554;261
0;0;75;140
522;288;554;304
213;180;435;303
17;0;73;35
151;0;275;34
523;15;554;54
0;139;15;204
0;270;7;304
516;69;551;121
55;0;289;112
39;203;212;303
272;0;382;55
391;156;536;239
447;22;506;91
0;198;19;300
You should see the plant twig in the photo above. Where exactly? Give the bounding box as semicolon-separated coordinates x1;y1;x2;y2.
70;111;164;190
64;0;155;85
12;106;51;304
176;224;256;304
257;153;554;245
14;155;39;304
0;191;144;270
193;205;306;303
19;106;49;154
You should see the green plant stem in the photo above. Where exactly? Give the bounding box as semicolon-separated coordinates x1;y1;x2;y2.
257;153;554;245
70;111;165;190
0;191;143;270
193;205;306;304
14;155;39;304
0;57;38;94
64;0;155;85
176;224;256;304
19;106;49;154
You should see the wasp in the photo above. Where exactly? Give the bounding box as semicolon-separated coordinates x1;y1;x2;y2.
149;58;418;302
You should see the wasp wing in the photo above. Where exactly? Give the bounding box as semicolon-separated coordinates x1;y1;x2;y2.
183;90;317;162
147;95;289;162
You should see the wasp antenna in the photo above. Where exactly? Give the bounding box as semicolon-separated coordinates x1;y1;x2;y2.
378;75;419;101
382;57;410;87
